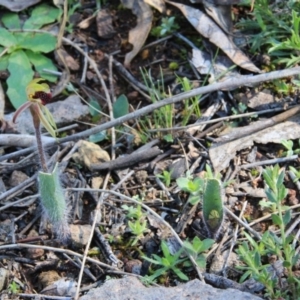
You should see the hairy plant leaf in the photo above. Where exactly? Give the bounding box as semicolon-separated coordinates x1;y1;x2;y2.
7;50;34;109
202;178;224;238
23;3;60;30
2;12;21;29
14;32;56;53
38;163;69;241
25;50;57;82
113;94;129;118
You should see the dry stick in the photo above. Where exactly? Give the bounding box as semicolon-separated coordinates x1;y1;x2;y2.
1;61;300;163
215;105;300;143
222;201;248;276
67;187;205;283
240;154;299;169
0;243;118;270
224;206;262;239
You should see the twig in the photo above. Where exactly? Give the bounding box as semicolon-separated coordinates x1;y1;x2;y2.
91;147;162;171
224;206;262;239
2;65;300;162
240;155;299;169
215;105;300;143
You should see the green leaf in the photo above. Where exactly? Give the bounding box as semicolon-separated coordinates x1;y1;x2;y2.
14;32;56;53
7;50;34;109
0;54;9;71
89;99;101;117
0;28;17;47
89;131;107;143
202;179;224;237
25;50;57;82
113;94;129;118
282;209;291;225
38;163;68;240
2;13;21;29
23;4;60;30
176;177;190;191
188;194;200;205
271;214;282;226
172;267;189;281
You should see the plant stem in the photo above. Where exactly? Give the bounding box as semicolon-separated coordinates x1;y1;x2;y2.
30;106;48;173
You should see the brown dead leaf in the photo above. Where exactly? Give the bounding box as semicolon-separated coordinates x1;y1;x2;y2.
144;0;166;13
96;9;115;38
167;1;260;73
121;0;153;67
0;0;41;11
72;140;110;171
55;49;80;71
209;114;300;172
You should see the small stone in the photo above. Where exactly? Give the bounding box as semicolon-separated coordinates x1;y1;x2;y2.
38;271;61;289
0;268;8;292
26;248;45;260
70;224;92;248
9;171;29;187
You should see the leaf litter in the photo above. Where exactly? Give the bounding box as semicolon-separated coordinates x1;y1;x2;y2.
0;1;299;299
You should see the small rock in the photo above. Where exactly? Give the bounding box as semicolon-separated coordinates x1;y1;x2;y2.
26;248;45;260
41;278;77;297
72;140;110;170
0;268;8;292
79;276;263;300
9;170;29;187
38;271;61;289
124;259;142;275
70;224;92;248
5;95;89;135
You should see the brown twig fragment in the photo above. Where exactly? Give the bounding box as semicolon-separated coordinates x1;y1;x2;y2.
91;147;162;171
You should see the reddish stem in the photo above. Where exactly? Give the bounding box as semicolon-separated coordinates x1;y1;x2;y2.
30;105;48;173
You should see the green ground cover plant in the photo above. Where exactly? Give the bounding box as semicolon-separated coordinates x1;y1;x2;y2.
0;4;60;108
237;165;300;299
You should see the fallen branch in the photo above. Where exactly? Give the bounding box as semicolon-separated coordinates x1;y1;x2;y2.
1;65;300;162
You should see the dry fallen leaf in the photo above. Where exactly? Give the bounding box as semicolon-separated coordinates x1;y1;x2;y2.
209;115;300;172
144;0;166;13
72;140;110;170
0;0;41;11
96;9;115;38
121;0;153;67
167;1;260;73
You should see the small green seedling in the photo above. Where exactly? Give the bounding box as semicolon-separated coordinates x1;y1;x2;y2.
289;166;300;182
122;195;145;220
8;281;20;294
156;170;172;187
151;16;179;37
128;220;148;246
238;164;300;299
281;139;294;157
183;236;214;268
143;240;188;281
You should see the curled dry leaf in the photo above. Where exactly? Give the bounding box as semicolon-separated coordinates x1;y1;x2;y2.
209;115;300;172
96;9;115;38
121;0;153;67
144;0;166;13
167;1;260;73
0;0;41;12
